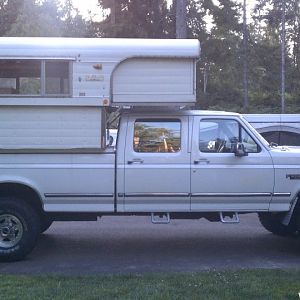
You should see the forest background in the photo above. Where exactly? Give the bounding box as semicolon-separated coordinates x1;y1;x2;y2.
0;0;299;113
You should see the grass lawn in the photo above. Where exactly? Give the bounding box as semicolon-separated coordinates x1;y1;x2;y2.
0;269;300;300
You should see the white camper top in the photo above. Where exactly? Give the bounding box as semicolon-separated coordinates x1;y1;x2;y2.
0;37;200;60
0;37;200;106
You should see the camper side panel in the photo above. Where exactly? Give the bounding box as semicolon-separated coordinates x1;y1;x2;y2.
0;106;106;150
112;58;196;105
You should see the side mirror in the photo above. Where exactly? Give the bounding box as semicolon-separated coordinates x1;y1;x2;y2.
234;142;248;157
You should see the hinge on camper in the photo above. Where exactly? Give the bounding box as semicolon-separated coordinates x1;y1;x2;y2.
151;212;170;224
219;212;240;224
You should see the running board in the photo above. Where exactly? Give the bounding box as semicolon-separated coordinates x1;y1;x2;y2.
219;212;240;224
151;212;170;224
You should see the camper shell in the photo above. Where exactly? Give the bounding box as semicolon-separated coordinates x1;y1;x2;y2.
0;37;200;150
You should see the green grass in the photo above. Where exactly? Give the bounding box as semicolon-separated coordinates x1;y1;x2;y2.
0;269;300;300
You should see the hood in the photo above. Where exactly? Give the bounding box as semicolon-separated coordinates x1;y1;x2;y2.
269;146;300;165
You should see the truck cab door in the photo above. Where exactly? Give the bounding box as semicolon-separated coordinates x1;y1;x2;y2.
191;116;274;211
120;115;190;212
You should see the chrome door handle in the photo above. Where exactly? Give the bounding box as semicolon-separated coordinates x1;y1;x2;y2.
194;158;210;164
128;158;144;164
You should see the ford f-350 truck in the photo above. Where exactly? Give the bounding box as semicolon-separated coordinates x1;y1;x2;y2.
0;38;299;261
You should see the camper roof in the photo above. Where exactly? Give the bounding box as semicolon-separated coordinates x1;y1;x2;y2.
0;37;200;60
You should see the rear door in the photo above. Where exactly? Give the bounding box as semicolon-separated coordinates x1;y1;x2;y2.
122;115;190;212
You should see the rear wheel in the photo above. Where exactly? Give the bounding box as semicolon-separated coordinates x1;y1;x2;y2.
0;199;40;262
258;212;297;237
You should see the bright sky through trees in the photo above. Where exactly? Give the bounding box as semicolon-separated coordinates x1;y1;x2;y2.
71;0;172;18
70;0;255;22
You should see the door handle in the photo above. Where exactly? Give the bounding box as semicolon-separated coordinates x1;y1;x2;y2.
128;158;144;164
194;158;210;164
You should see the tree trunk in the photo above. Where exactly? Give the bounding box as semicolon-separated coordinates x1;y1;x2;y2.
281;0;286;114
176;0;187;38
243;0;249;111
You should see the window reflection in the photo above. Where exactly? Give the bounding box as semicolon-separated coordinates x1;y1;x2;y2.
134;119;181;153
199;119;259;153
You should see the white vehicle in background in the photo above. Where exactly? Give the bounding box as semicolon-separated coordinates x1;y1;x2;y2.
0;37;299;262
244;114;300;146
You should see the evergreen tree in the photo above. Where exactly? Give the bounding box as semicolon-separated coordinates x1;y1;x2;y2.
95;0;170;38
0;0;23;36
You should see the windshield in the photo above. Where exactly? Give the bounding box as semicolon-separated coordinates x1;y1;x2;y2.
240;116;271;148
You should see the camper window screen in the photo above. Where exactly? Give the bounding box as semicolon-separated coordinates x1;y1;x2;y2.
0;59;70;96
0;60;41;95
45;61;69;95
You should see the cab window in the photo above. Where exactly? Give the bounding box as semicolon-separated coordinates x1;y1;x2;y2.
134;119;181;153
199;119;260;153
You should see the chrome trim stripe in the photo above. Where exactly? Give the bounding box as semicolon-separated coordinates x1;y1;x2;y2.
273;193;291;197
44;199;114;205
44;193;114;198
122;193;290;198
191;193;272;197
124;193;190;198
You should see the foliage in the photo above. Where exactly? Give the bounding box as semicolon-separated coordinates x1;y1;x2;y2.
0;0;23;36
1;0;89;37
95;0;171;38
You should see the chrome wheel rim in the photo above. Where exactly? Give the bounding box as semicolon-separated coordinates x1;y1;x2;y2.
0;214;23;248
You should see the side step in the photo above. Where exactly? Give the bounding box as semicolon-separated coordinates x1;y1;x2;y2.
151;212;170;224
219;212;240;224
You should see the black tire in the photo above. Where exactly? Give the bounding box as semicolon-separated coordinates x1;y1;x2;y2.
40;217;53;233
0;198;40;262
258;212;297;237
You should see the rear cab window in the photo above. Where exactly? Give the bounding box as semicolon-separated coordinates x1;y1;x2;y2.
133;119;181;153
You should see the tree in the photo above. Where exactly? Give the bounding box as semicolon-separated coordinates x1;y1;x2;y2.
61;0;89;37
252;0;300;112
195;0;244;111
3;0;89;38
5;0;63;36
94;0;170;38
0;0;23;36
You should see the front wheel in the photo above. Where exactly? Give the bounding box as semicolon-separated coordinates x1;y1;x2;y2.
258;212;297;237
0;199;40;262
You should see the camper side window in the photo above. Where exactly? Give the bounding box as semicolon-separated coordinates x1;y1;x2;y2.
0;60;41;95
0;59;70;96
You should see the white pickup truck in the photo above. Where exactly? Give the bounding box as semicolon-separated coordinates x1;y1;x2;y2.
0;38;299;261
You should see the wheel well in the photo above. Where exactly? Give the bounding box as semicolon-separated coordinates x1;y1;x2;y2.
0;183;44;216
